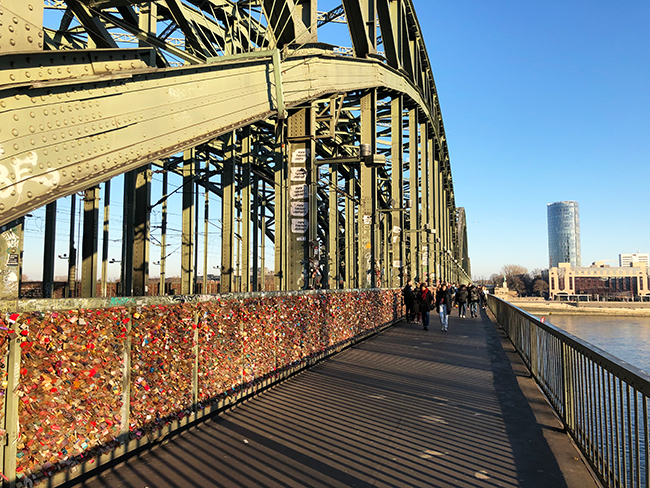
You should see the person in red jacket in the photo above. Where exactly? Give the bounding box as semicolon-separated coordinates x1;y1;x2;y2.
416;282;434;331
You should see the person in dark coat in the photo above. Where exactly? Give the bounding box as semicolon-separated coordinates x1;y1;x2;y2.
455;284;469;318
468;284;480;318
402;280;416;322
416;282;434;331
435;283;453;331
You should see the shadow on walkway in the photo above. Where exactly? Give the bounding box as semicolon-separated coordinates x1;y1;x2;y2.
68;309;598;488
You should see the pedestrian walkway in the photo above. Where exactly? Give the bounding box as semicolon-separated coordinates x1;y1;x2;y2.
67;309;599;488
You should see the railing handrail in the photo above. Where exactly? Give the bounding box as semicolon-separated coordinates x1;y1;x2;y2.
488;294;650;488
490;296;650;396
1;287;401;314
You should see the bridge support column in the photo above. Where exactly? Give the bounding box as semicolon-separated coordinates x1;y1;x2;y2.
182;150;196;295
327;166;340;289
427;134;435;284
121;172;135;296
358;90;377;288
286;108;314;290
252;171;260;292
81;186;100;297
242;128;252;293
202;163;210;294
345;174;356;289
0;219;24;300
260;189;267;291
433;147;440;282
420;121;429;282
408;109;419;282
67;195;78;298
389;95;404;288
274;121;287;292
222;135;236;293
43;202;57;298
101;182;111;297
133;167;151;296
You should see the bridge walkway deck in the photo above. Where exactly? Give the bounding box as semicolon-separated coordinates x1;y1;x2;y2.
67;308;598;488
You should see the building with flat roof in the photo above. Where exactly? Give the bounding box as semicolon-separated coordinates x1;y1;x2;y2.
547;201;581;268
620;253;649;267
549;262;650;300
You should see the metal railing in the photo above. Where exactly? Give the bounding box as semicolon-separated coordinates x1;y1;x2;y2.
488;295;650;488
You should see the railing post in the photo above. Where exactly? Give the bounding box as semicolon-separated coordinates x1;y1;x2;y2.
4;334;21;488
561;342;571;432
119;310;133;443
192;312;200;413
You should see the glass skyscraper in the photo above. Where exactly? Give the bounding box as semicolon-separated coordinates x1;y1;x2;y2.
547;201;581;268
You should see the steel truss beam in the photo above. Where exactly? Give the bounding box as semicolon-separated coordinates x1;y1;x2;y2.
0;0;469;301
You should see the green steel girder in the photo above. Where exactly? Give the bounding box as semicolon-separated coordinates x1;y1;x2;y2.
1;49;438;227
0;0;469;298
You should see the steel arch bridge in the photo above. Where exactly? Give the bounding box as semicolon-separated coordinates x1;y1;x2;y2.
0;0;470;300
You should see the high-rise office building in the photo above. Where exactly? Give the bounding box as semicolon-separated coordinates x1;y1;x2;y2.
547;201;581;268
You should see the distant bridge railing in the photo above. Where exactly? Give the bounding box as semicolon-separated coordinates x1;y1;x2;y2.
0;289;402;487
488;295;650;488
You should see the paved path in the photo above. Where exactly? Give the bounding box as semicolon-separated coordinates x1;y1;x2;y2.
67;309;599;488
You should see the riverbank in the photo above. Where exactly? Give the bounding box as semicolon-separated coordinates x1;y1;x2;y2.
508;298;650;317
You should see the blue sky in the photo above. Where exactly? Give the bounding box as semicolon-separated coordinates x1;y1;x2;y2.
23;1;650;282
414;1;650;278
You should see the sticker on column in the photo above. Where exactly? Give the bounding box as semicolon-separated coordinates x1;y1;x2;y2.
290;184;308;199
291;219;308;233
290;201;308;217
393;260;402;268
392;226;401;234
291;148;310;163
363;214;372;225
290;167;307;181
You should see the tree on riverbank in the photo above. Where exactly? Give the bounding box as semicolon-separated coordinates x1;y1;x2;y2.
496;265;548;297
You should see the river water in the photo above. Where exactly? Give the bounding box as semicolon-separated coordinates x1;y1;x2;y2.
533;314;650;375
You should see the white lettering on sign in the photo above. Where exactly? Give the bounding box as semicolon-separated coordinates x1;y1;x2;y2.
291;148;310;163
291;219;308;233
290;202;309;217
290;184;309;199
290;167;308;181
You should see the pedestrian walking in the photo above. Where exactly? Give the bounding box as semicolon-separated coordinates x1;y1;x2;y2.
479;286;488;310
455;284;469;318
416;282;434;331
468;284;480;318
435;283;453;331
402;280;416;322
